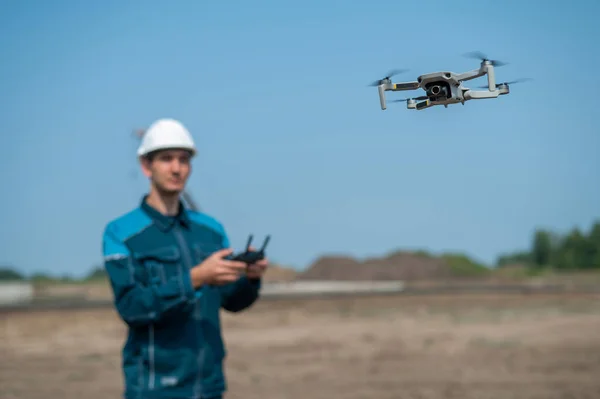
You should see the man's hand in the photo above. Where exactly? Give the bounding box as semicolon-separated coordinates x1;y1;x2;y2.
246;258;268;280
190;248;247;287
245;246;269;280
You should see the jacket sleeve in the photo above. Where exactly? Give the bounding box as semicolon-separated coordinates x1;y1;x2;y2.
219;275;261;312
102;223;195;327
217;229;262;312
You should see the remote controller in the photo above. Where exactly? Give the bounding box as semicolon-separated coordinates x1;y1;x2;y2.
228;234;270;265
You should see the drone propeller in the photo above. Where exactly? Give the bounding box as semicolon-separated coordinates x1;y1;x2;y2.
477;77;532;89
368;68;408;86
463;51;508;67
390;95;428;102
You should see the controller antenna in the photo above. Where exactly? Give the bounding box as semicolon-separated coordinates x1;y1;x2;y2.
260;235;271;252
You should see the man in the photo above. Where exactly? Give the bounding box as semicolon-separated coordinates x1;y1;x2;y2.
102;118;268;399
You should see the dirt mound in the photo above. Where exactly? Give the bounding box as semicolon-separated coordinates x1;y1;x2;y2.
298;251;454;281
296;256;360;280
262;265;298;282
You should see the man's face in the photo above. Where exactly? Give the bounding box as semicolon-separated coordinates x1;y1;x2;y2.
141;149;193;195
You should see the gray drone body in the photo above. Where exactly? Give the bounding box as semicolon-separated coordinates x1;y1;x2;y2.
373;53;527;111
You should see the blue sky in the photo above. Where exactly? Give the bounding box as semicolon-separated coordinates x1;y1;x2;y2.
1;0;599;278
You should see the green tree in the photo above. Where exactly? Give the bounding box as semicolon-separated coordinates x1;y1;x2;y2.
554;228;593;269
0;267;25;281
496;251;531;267
441;253;489;276
531;229;552;267
588;222;600;268
497;219;600;271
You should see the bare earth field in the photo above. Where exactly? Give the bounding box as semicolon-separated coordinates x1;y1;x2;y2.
1;293;600;399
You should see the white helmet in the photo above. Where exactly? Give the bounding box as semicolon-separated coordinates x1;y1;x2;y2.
137;118;197;157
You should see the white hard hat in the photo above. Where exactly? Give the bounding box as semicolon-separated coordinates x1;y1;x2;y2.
137;118;197;157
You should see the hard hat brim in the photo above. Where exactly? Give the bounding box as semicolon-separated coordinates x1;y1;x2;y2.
138;145;197;158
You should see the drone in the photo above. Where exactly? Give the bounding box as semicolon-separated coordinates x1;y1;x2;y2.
370;51;531;111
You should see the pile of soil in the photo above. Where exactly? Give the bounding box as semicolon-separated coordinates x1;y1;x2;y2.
262;265;297;282
297;251;455;281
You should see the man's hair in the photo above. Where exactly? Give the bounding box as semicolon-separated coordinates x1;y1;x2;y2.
141;148;193;163
141;151;158;162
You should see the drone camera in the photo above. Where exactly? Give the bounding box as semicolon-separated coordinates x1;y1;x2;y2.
425;82;450;100
424;81;457;103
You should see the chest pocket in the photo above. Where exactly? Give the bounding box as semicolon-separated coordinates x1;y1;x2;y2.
133;245;182;285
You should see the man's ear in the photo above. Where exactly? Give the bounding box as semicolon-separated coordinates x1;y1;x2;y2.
139;156;153;178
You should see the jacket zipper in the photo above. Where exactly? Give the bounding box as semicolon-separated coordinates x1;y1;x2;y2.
174;225;200;300
148;325;155;390
173;224;204;397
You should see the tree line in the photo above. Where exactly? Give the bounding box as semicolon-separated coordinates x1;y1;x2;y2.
496;220;600;270
1;220;599;282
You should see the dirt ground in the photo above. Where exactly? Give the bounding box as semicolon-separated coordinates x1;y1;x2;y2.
1;293;600;399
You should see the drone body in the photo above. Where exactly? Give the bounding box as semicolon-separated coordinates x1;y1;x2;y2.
371;52;529;111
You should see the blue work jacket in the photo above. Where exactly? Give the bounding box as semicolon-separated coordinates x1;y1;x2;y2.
102;196;261;399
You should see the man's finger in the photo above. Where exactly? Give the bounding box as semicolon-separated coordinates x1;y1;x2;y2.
246;271;263;279
248;261;267;269
212;248;234;258
213;248;233;257
218;273;239;281
246;265;264;275
217;273;241;283
221;259;247;269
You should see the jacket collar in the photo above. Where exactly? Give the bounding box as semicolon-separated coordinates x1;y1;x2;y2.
140;195;191;232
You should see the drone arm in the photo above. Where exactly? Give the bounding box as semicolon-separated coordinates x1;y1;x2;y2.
455;68;486;82
463;89;500;100
412;99;433;111
391;82;420;91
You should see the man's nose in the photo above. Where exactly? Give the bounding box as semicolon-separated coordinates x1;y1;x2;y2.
170;159;183;172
